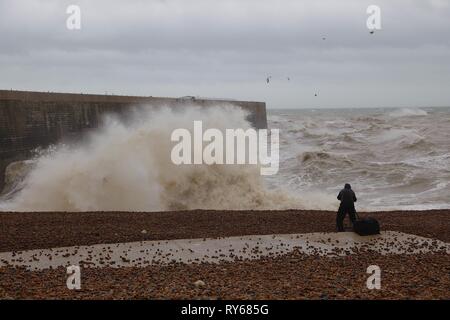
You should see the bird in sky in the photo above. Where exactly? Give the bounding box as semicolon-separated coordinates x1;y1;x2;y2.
266;76;272;84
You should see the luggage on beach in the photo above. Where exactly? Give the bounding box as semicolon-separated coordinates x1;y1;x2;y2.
353;216;380;236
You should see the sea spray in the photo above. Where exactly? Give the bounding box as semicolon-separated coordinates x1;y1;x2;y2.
0;105;334;211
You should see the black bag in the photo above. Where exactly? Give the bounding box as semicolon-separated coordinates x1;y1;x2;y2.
353;215;380;236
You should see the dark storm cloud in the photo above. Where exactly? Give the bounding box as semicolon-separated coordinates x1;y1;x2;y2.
0;0;449;108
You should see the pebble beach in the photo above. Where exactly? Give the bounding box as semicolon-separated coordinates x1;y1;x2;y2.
0;210;449;299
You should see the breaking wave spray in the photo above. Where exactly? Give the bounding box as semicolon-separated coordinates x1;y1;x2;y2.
0;105;335;212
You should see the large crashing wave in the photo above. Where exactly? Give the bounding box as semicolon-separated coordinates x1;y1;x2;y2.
0;105;336;212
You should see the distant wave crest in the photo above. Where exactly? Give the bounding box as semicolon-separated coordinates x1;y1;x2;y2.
388;108;428;118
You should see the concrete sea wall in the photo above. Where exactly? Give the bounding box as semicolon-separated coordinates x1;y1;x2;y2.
0;90;267;192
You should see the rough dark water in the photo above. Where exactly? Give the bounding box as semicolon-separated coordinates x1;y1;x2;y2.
266;107;450;210
1;106;449;212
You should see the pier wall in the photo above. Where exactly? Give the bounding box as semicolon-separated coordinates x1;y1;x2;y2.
0;90;267;191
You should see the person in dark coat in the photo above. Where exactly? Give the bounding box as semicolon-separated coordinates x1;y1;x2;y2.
336;183;357;232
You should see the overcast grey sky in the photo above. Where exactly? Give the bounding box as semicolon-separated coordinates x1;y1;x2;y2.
1;0;449;108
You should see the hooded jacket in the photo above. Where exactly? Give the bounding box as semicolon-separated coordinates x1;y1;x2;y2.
337;184;357;211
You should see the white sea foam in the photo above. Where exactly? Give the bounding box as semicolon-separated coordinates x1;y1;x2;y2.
388;108;428;118
2;106;449;212
0;105;337;212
